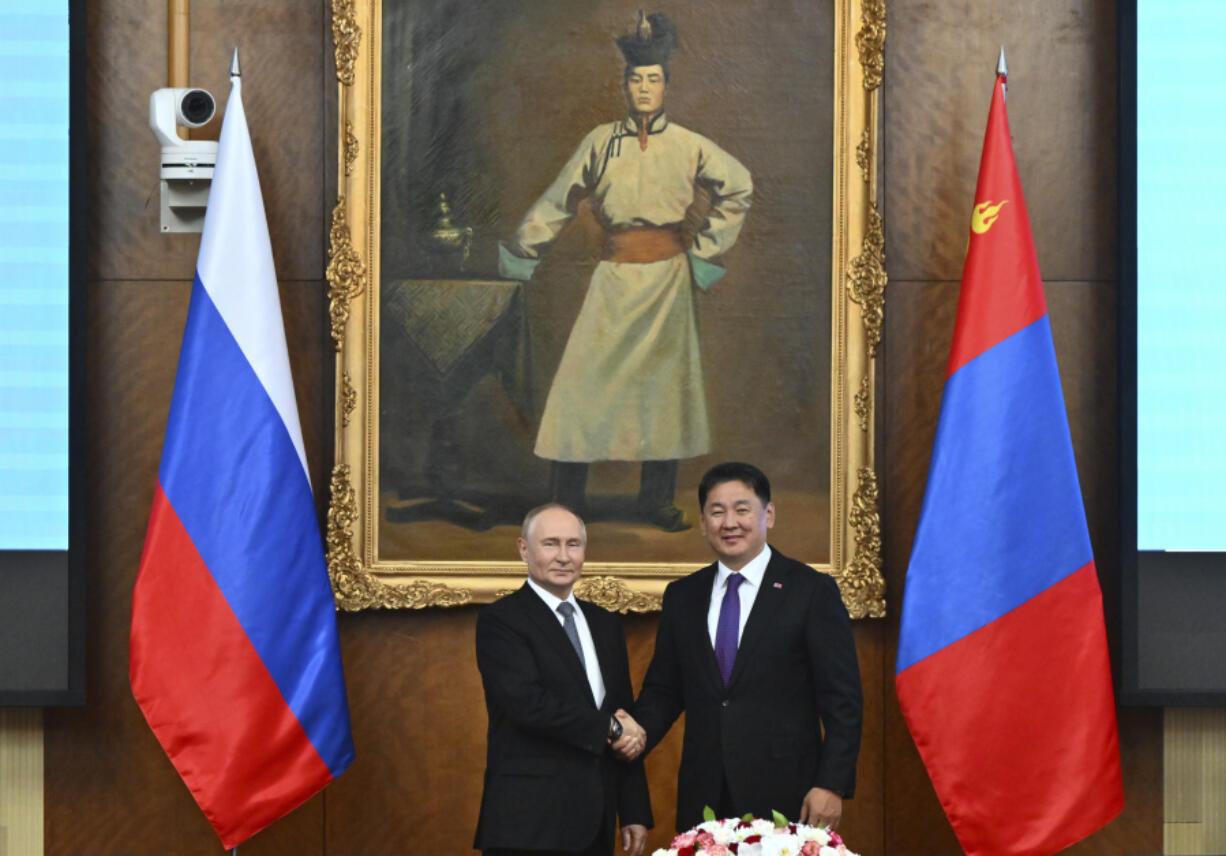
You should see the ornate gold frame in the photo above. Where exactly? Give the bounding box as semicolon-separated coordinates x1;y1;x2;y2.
327;0;886;618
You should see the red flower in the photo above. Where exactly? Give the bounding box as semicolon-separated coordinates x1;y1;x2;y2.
672;832;698;849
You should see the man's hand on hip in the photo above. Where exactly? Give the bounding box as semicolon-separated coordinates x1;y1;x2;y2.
798;787;843;829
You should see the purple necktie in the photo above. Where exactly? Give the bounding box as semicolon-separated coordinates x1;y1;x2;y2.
714;573;744;685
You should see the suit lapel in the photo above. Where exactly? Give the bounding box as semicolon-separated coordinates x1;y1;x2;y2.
518;584;596;706
727;549;788;690
686;565;726;693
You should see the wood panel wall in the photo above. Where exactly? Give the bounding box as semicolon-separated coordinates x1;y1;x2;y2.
42;1;1161;853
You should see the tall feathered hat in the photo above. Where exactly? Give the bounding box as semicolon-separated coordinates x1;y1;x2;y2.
617;11;678;71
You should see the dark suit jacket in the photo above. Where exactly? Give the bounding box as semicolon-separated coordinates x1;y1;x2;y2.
634;548;861;831
474;583;652;852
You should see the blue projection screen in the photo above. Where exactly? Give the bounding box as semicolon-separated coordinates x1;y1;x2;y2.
1136;1;1226;553
0;2;83;706
0;5;69;550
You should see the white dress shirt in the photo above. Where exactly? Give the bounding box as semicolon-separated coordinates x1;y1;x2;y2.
707;545;772;648
526;578;606;707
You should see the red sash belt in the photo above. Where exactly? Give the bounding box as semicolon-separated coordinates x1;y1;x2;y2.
602;227;685;263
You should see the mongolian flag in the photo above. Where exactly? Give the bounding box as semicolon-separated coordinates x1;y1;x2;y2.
895;70;1124;855
129;66;354;848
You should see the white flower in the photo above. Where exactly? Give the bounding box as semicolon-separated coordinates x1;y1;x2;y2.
670;815;857;856
751;818;777;837
759;833;802;856
735;820;764;840
797;826;831;846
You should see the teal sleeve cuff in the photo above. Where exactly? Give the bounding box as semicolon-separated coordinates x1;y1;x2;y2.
499;242;539;281
688;252;727;291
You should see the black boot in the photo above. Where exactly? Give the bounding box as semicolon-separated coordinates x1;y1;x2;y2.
637;460;691;531
548;461;589;516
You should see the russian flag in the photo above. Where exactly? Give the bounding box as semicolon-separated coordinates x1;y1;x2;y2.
895;72;1123;855
130;68;354;849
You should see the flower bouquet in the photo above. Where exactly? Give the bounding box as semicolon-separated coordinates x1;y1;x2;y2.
651;809;859;856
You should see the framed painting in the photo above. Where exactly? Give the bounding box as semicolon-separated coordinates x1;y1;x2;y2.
326;0;886;617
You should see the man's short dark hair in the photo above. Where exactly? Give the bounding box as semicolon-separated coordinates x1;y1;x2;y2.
698;462;771;509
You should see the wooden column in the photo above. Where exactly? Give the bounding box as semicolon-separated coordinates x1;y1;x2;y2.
1165;707;1226;854
0;709;44;856
168;0;188;137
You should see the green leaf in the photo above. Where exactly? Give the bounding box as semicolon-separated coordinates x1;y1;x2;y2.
702;805;716;823
771;809;789;828
741;812;754;823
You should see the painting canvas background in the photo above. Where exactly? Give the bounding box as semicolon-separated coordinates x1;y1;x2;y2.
377;0;833;564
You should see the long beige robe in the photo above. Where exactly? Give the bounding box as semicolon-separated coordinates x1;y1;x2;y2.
505;113;752;462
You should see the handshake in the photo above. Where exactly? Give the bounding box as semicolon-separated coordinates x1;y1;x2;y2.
608;708;647;761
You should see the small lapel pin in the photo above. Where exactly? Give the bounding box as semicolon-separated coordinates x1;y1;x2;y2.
773;582;783;589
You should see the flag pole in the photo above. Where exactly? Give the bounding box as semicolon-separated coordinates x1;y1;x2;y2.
996;46;1008;97
224;51;243;856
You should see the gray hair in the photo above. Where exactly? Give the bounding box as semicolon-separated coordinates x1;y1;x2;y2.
520;503;587;544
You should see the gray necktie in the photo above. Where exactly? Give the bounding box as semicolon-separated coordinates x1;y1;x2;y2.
557;601;586;669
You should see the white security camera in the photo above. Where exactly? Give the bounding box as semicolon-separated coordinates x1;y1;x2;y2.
150;88;216;144
149;87;219;233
